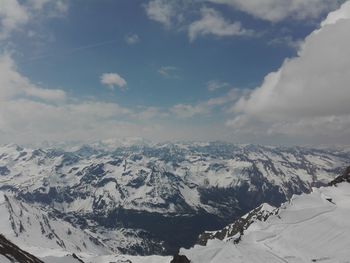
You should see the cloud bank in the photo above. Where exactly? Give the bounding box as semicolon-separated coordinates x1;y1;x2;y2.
228;1;350;144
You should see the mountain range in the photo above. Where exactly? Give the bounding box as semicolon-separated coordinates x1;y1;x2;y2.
0;141;349;262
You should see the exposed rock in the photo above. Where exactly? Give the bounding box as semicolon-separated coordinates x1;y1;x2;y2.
72;253;85;263
197;203;277;246
0;234;44;263
329;166;350;186
170;254;190;263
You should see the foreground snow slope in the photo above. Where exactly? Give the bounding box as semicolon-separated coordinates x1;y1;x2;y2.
0;191;111;258
181;183;350;263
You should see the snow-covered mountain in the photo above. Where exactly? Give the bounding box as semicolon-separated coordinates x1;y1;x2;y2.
0;142;349;255
180;170;350;262
0;191;110;257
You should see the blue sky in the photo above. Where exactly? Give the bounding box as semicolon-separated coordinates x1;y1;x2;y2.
16;0;305;106
0;0;349;145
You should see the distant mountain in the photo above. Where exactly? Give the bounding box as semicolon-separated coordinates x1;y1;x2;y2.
180;169;350;262
0;142;349;255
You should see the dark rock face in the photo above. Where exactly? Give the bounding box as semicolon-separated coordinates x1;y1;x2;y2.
72;253;85;263
0;234;44;263
329;166;350;185
197;203;278;246
170;255;191;263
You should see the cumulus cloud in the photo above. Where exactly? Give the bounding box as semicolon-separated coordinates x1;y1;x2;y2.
0;53;66;101
208;0;341;22
145;0;178;27
144;1;253;42
125;34;140;45
100;73;127;90
228;1;350;144
0;0;69;40
0;0;29;39
188;7;253;41
321;0;350;26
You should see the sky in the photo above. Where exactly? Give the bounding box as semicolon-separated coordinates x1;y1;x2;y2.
0;0;349;146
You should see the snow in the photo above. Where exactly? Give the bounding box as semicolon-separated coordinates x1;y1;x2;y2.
181;183;350;263
0;255;13;263
0;142;349;261
0;191;110;257
0;143;347;216
74;254;171;263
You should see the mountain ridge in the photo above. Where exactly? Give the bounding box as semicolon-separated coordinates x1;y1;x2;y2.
0;142;349;255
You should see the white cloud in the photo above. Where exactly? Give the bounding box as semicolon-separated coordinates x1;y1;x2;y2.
268;35;303;50
158;66;180;78
125;34;140;45
188;7;253;41
0;52;170;144
145;0;176;27
207;80;230;91
29;0;51;10
28;0;68;15
145;0;193;29
208;0;341;22
0;0;29;39
100;73;127;90
0;99;142;144
228;1;350;144
144;1;253;42
0;52;240;144
133;106;169;120
0;0;68;40
321;0;350;26
171;89;245;118
0;53;66;101
171;103;210;119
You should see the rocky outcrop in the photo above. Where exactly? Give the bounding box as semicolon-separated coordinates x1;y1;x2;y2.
170;254;190;263
197;203;277;246
0;234;44;263
329;166;350;185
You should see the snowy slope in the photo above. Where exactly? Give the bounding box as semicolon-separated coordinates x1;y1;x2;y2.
0;234;44;263
0;191;110;257
0;142;349;254
181;182;350;263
